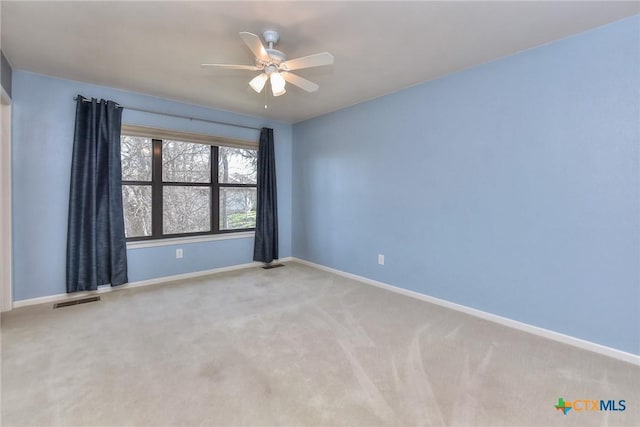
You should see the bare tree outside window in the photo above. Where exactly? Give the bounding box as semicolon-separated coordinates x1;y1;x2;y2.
122;136;152;181
219;147;257;230
121;132;257;240
163;186;210;234
220;187;257;229
163;140;210;183
121;136;152;237
162;140;211;234
122;185;152;237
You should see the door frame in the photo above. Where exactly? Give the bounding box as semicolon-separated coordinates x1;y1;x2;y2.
1;87;12;312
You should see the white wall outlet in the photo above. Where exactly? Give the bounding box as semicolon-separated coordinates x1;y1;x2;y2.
176;248;183;259
378;254;385;265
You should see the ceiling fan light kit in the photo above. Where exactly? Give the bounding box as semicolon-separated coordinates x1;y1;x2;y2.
249;73;268;93
270;71;286;96
202;30;334;99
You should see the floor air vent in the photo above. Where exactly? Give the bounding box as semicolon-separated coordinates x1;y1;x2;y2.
262;263;284;270
53;296;101;309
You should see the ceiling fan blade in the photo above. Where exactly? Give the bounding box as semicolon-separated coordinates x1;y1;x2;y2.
200;63;262;71
239;32;270;62
282;72;319;92
281;52;334;71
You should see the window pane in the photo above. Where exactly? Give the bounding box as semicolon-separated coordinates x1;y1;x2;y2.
220;188;257;230
122;185;152;238
218;147;257;184
121;136;152;181
163;186;210;234
163;140;210;183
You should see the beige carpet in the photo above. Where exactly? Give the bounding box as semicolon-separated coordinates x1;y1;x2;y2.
1;262;638;426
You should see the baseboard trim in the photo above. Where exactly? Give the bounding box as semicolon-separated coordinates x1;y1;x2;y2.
290;257;640;366
12;257;293;309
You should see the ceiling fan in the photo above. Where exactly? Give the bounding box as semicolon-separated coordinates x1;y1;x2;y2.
201;31;333;97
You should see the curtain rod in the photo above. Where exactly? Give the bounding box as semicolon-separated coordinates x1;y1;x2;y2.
73;96;262;132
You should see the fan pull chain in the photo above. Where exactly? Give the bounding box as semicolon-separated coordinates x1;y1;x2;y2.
264;81;268;109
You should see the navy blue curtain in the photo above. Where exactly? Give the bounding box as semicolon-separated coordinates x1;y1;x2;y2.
66;96;128;293
253;128;278;263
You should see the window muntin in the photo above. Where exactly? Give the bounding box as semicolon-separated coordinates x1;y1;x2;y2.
120;131;257;241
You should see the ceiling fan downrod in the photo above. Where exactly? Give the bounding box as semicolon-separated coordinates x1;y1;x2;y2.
262;30;279;50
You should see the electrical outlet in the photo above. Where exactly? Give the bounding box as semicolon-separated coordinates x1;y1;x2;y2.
176;248;183;259
378;254;384;265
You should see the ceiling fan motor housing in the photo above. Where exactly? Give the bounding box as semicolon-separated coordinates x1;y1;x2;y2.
263;30;279;46
260;31;286;65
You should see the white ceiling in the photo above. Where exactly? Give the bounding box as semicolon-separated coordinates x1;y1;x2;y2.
1;1;638;123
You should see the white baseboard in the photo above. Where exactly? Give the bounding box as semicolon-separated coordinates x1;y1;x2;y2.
12;257;293;309
13;256;636;365
290;257;640;366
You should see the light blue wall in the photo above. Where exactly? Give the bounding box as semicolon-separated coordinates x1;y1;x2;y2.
12;71;292;301
292;16;640;355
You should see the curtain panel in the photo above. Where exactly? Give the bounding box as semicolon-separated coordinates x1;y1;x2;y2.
66;96;128;293
253;128;279;263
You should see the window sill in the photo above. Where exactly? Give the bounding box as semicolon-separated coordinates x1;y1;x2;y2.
126;231;255;250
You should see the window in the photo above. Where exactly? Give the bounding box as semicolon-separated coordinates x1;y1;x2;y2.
120;126;257;241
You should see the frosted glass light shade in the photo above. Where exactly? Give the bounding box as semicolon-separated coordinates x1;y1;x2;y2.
249;73;268;93
270;72;286;97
